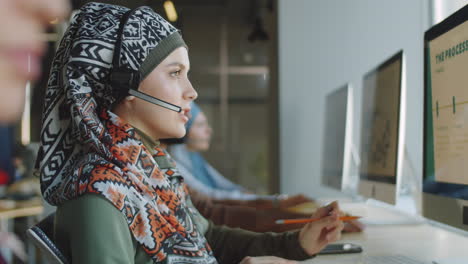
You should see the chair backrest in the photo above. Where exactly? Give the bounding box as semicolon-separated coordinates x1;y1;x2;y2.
26;214;68;264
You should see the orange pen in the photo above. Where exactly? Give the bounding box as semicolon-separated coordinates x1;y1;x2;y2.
275;216;361;225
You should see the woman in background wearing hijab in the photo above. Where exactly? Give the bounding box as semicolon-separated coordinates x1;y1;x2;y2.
36;3;344;263
168;103;312;208
167;103;364;234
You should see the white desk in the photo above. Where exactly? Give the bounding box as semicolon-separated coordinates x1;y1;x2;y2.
301;203;468;263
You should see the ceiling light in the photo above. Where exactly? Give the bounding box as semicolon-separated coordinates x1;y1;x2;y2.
164;1;178;22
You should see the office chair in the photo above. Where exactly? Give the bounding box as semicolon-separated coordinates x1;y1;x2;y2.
26;213;68;264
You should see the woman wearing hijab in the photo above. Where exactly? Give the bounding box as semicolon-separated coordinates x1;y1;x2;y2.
167;103;364;233
36;3;344;263
168;103;313;208
168;103;254;199
170;103;246;194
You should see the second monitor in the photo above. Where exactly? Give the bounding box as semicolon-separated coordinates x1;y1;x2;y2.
358;51;404;205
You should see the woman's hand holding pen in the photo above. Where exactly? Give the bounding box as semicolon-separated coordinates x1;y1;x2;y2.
298;201;344;256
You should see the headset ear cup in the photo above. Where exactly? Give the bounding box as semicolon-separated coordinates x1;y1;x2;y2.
109;69;141;103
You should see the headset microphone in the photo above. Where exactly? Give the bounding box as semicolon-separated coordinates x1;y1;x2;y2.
128;89;181;112
110;8;182;113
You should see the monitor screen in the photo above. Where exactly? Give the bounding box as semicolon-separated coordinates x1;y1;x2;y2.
359;51;403;204
424;4;468;231
321;85;350;190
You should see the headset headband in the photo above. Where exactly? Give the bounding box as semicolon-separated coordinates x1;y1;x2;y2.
109;8;182;113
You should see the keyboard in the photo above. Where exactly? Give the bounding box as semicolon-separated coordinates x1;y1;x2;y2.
364;255;430;264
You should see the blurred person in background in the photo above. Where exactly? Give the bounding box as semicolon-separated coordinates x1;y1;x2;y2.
166;103;364;233
0;0;70;122
7;143;41;199
167;103;312;206
0;0;69;261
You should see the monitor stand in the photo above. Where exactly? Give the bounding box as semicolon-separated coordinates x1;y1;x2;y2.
395;146;420;215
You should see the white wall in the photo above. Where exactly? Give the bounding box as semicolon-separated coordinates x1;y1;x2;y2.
278;0;431;198
433;0;468;24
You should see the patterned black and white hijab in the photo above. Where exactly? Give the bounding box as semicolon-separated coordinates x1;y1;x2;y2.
36;2;217;263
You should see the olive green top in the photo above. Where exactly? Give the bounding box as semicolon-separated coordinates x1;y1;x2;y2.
53;129;312;263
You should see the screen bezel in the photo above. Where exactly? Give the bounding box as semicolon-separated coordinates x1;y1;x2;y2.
359;50;403;185
423;4;468;232
423;4;468;193
320;84;350;190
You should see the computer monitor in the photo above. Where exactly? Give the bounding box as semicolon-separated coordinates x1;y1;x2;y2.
358;51;404;205
320;84;353;191
423;4;468;232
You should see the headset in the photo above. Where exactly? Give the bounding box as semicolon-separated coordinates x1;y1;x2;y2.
109;8;182;113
